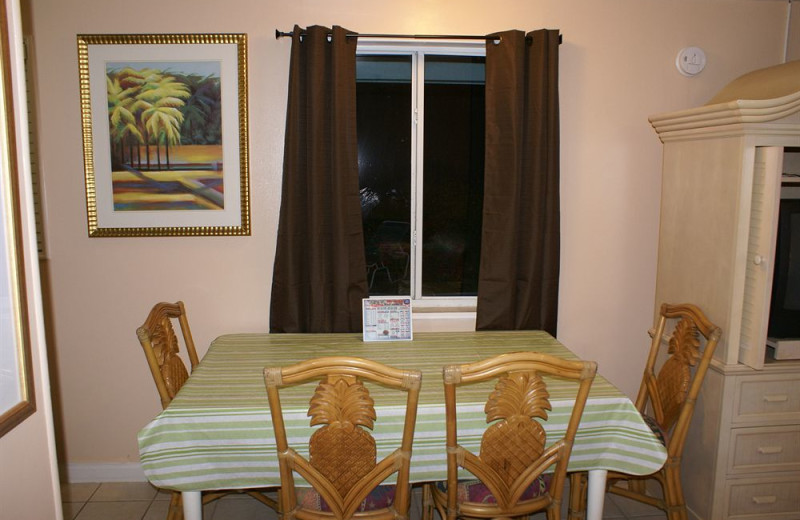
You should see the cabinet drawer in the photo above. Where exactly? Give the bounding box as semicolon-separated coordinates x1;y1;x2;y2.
728;426;800;474
732;375;800;424
725;476;800;519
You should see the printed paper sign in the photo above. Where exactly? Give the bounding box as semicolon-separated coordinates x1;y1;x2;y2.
362;298;413;341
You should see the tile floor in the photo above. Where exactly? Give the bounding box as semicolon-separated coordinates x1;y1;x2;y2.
60;481;668;520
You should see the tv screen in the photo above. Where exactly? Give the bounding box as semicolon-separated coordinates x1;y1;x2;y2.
767;198;800;339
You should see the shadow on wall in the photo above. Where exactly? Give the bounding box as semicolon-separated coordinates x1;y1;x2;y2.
39;258;68;475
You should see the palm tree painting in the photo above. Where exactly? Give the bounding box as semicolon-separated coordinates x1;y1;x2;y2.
105;60;224;211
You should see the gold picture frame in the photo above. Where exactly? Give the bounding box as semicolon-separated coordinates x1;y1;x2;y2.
0;0;34;438
77;33;250;237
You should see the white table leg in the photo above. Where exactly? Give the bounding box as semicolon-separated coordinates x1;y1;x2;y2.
586;469;607;520
182;491;202;520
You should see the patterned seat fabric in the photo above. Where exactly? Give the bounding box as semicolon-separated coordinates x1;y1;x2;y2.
642;413;669;447
296;485;396;512
437;474;551;504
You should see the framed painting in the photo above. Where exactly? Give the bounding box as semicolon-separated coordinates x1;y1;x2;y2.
77;34;250;237
0;0;34;438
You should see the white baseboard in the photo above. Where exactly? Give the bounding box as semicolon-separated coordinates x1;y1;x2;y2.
62;462;146;483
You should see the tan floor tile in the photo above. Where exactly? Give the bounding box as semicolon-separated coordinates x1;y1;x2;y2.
73;501;150;520
143;499;169;520
153;488;174;501
561;478;627;519
204;500;219;518
91;481;159;502
217;490;255;500
211;495;279;519
62;480;637;520
609;493;665;517
148;494;219;518
60;482;100;503
61;501;85;520
602;497;627;518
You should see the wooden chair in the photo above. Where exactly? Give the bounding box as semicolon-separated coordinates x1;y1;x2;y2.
424;351;597;520
568;303;722;520
136;301;278;520
264;356;422;520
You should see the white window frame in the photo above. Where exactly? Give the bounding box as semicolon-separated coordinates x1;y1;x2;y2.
357;39;485;312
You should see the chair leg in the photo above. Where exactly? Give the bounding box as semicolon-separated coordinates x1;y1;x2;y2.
421;484;433;520
426;483;450;520
167;491;183;520
663;465;687;520
567;472;587;520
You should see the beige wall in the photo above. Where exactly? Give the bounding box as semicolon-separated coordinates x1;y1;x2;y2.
24;0;789;476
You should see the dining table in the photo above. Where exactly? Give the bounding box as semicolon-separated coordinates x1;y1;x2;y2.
138;330;667;520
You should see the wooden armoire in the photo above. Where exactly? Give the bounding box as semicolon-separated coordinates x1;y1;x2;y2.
649;60;800;520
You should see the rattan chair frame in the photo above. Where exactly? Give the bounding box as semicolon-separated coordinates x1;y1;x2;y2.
136;301;278;520
264;356;422;520
424;351;597;520
569;303;721;520
137;301;199;409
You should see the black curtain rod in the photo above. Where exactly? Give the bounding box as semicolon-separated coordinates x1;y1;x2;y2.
274;29;562;44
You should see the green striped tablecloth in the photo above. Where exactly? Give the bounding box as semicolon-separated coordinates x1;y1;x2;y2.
138;331;667;492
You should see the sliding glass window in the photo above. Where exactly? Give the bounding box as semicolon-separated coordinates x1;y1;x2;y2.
356;44;485;304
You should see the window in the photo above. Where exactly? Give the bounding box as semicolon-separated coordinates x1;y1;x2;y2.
356;41;485;306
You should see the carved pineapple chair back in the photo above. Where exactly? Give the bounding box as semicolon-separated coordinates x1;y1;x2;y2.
264;356;422;520
425;352;597;520
570;303;722;520
137;301;200;410
606;303;721;520
137;301;278;520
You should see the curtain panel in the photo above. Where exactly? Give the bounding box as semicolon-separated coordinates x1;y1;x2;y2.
270;25;368;333
476;29;561;335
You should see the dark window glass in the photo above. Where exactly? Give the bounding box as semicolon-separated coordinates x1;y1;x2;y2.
356;53;485;298
357;56;412;295
422;55;484;296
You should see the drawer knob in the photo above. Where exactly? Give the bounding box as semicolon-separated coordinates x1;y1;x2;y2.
752;495;777;505
763;394;789;403
757;446;783;455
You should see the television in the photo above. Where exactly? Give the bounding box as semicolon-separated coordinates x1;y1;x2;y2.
766;197;800;354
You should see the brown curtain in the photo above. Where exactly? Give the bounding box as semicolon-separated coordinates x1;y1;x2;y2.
270;25;368;333
476;29;560;334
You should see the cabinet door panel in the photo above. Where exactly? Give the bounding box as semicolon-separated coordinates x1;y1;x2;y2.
739;146;783;369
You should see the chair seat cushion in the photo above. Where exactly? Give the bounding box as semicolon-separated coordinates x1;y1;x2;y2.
642;414;669;446
437;474;551;504
296;485;395;512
